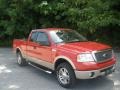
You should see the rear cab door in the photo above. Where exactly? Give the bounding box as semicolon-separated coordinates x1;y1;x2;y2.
26;31;38;58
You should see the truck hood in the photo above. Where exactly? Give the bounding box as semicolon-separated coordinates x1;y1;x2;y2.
57;41;111;53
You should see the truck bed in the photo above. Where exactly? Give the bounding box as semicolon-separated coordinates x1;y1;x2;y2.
13;39;27;52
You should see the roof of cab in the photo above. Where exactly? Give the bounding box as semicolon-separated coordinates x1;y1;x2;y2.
32;28;70;32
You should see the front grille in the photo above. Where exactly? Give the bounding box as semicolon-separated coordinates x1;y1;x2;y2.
94;49;112;62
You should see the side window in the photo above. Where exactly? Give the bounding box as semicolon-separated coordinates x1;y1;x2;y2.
30;32;38;42
36;32;50;46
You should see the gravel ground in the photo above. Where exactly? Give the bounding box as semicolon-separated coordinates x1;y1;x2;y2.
0;48;120;90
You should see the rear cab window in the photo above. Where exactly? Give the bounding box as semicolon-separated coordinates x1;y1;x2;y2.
30;31;38;42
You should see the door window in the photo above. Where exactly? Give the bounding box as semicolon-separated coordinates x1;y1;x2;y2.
36;32;50;46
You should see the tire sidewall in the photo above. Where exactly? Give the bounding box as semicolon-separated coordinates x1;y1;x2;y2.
17;52;22;65
56;63;76;88
17;52;27;66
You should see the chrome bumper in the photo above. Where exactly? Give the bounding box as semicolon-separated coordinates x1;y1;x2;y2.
75;65;115;79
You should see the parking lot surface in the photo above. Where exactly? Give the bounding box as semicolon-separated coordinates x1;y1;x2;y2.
0;48;120;90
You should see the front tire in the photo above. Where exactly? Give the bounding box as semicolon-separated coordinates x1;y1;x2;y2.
17;52;27;66
56;63;76;88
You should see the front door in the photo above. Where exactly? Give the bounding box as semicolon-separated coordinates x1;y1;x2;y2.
34;32;52;63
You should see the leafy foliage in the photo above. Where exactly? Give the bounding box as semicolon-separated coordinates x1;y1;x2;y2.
0;0;120;46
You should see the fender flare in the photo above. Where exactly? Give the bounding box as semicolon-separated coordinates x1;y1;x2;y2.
15;47;24;57
54;56;76;70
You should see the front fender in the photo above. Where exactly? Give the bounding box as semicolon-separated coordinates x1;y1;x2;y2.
54;56;76;70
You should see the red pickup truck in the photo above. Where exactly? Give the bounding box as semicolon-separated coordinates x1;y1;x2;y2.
13;28;116;88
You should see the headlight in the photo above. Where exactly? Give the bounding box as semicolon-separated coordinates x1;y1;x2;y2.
77;53;94;62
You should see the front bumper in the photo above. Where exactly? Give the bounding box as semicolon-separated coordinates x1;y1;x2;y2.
75;64;116;79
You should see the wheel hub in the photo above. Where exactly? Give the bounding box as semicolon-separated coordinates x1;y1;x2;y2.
17;54;21;64
58;68;70;84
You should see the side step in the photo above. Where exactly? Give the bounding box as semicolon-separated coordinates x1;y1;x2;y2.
28;62;53;74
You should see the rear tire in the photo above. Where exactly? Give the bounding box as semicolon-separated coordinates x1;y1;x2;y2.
17;52;27;66
56;62;76;88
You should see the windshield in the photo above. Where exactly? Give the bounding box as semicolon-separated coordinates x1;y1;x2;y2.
49;29;87;43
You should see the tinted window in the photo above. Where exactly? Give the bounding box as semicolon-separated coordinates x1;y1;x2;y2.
36;32;49;46
30;32;38;42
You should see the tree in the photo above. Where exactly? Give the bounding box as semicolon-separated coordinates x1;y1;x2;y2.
0;0;120;46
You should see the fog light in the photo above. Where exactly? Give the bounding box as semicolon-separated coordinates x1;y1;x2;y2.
90;72;95;77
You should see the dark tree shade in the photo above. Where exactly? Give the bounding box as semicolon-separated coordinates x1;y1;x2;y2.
0;0;120;46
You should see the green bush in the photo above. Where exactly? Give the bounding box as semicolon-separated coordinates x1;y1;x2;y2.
0;40;12;47
0;0;120;47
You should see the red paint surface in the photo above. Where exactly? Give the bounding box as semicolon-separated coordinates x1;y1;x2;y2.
13;28;116;71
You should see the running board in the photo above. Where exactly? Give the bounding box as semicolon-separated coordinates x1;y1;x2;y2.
28;62;52;74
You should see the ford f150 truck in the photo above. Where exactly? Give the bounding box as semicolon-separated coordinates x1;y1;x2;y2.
13;28;116;88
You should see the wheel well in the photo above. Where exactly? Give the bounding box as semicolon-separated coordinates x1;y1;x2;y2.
55;58;73;70
16;48;20;54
